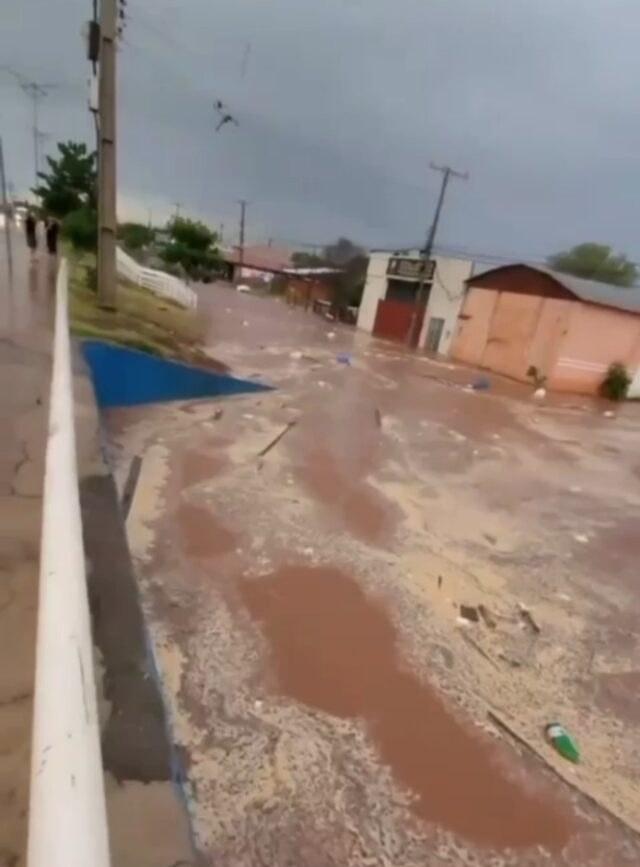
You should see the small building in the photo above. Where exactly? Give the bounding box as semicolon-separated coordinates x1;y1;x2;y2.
357;251;476;353
451;264;640;396
282;267;341;310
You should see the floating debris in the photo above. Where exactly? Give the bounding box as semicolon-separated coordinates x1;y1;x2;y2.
545;723;580;764
257;419;298;458
459;604;480;623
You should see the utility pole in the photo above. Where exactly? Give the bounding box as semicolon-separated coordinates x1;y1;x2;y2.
21;82;55;186
0;69;55;187
237;199;248;280
408;162;468;347
97;0;117;308
173;202;182;220
0;137;14;285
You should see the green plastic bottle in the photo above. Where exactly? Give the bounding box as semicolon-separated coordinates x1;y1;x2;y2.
545;723;580;763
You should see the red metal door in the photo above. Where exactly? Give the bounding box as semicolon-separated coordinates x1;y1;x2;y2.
373;299;424;344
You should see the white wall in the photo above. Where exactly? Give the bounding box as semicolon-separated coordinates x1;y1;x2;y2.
357;252;390;332
419;256;474;354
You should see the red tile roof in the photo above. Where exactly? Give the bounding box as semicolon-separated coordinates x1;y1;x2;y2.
224;245;293;273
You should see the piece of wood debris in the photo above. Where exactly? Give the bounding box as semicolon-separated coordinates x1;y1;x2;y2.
460;631;499;669
257;419;298;458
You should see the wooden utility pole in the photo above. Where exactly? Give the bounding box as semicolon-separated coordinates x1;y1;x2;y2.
408;162;468;347
237;199;248;280
97;0;117;308
0;137;14;285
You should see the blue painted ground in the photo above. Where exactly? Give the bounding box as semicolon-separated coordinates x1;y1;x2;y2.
81;340;272;408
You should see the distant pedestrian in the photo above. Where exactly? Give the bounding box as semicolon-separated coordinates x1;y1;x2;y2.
45;217;60;256
25;211;38;258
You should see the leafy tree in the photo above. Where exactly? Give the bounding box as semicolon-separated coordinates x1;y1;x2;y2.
32;141;96;218
160;216;221;278
548;243;637;287
63;205;97;252
333;253;369;307
118;221;154;251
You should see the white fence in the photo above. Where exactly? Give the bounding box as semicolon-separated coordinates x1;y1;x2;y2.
116;246;197;309
28;259;111;867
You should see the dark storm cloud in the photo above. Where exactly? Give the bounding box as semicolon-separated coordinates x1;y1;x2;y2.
3;0;640;256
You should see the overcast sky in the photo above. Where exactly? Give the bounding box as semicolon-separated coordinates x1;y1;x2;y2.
2;0;639;257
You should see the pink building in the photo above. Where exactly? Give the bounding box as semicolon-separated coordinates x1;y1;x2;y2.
451;264;640;396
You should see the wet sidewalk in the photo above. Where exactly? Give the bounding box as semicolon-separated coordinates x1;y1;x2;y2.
0;239;54;867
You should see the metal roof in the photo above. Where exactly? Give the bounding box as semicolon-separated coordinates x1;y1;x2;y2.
469;264;640;315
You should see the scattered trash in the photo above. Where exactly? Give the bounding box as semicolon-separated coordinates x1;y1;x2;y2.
456;616;472;628
483;533;497;546
212;408;224;421
317;380;327;388
518;603;541;634
302;547;314;556
290;350;303;360
459;604;480;623
326;331;336;340
242;320;249;326
237;284;251;293
490;432;501;440
286;477;294;485
460;631;499;669
533;387;547;400
574;533;589;544
337;353;352;365
254;699;263;710
545;723;580;763
472;448;480;456
256;419;298;458
478;604;496;629
569;486;582;494
242;413;255;420
603;410;615;419
225;307;232;313
472;376;491;391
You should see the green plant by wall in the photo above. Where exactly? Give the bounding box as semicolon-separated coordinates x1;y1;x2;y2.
600;362;631;401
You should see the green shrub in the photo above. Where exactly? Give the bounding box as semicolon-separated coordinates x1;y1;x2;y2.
600;362;631;401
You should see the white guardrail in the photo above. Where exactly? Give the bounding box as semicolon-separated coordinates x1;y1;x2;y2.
116;246;198;309
28;259;111;867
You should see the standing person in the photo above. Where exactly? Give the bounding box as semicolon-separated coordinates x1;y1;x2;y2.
45;217;59;257
25;211;38;259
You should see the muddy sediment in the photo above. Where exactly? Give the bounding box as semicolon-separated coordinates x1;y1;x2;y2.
111;285;640;865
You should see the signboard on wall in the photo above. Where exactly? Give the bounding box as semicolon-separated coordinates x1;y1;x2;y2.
387;256;435;281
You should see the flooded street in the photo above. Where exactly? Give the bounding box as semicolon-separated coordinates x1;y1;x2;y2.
108;285;640;865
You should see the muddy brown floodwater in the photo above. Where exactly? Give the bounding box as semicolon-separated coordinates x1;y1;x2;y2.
239;564;575;851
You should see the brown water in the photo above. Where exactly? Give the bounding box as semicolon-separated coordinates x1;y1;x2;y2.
178;502;236;558
295;446;396;544
239;565;575;850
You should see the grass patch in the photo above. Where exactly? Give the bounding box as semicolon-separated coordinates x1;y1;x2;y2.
69;254;227;371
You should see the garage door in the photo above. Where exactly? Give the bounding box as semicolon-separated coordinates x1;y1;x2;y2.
481;292;543;380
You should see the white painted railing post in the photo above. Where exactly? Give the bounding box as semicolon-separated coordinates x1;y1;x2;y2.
27;259;111;867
